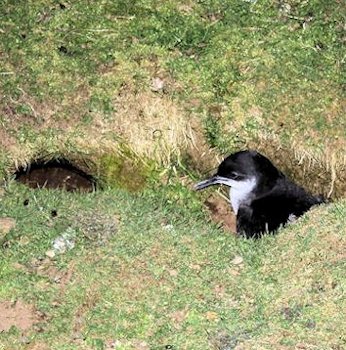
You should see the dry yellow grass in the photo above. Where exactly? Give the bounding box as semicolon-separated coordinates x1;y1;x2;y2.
215;95;346;198
97;91;197;164
0;75;344;199
1;89;204;176
248;133;346;199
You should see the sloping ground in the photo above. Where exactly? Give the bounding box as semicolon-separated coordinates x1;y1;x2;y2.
235;201;346;349
0;1;345;349
0;0;345;196
0;183;345;349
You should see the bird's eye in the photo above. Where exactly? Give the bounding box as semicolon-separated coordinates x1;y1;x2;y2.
229;171;240;179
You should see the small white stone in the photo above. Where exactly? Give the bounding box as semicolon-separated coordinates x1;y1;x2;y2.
231;256;243;265
45;250;56;258
151;77;165;92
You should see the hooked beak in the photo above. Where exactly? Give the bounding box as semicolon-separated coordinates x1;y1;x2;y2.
194;176;233;191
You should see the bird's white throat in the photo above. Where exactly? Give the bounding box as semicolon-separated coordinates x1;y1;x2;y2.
201;175;257;214
226;177;257;214
229;177;256;214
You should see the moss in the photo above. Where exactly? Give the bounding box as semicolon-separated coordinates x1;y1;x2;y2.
98;146;156;192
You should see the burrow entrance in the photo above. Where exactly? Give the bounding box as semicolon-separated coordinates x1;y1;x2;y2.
15;158;96;192
193;144;346;234
204;193;237;233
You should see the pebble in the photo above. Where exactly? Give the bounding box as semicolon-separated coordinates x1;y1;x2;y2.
45;250;56;258
231;256;243;265
151;77;165;92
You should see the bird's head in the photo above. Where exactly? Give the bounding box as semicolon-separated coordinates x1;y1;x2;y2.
194;150;282;192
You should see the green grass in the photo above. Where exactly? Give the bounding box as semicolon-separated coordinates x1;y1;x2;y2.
0;182;345;349
0;1;345;349
1;1;344;165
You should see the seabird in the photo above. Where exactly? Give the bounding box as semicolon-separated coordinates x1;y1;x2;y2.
195;150;324;238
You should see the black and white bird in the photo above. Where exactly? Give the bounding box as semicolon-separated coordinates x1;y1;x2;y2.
195;150;324;238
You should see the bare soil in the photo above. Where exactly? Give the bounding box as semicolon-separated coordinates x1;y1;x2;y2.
0;300;37;332
0;217;16;239
204;194;237;233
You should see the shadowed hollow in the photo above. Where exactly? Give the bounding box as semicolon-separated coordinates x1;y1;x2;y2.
15;159;96;192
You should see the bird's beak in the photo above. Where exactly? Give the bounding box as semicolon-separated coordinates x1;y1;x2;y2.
194;175;232;191
194;176;218;190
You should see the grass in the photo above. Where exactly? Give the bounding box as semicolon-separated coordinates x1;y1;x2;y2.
0;0;345;349
1;0;345;193
0;182;345;349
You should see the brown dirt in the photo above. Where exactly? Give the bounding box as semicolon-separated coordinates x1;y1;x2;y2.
0;127;16;149
0;300;38;332
0;217;16;236
29;258;74;290
204;194;237;233
27;343;50;350
0;217;16;245
72;289;100;338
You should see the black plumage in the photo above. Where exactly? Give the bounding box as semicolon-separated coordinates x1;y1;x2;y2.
195;150;324;238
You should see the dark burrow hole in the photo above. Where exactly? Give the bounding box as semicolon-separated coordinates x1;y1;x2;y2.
15;158;97;192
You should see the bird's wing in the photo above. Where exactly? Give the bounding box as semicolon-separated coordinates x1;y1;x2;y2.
237;192;296;238
236;205;263;238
